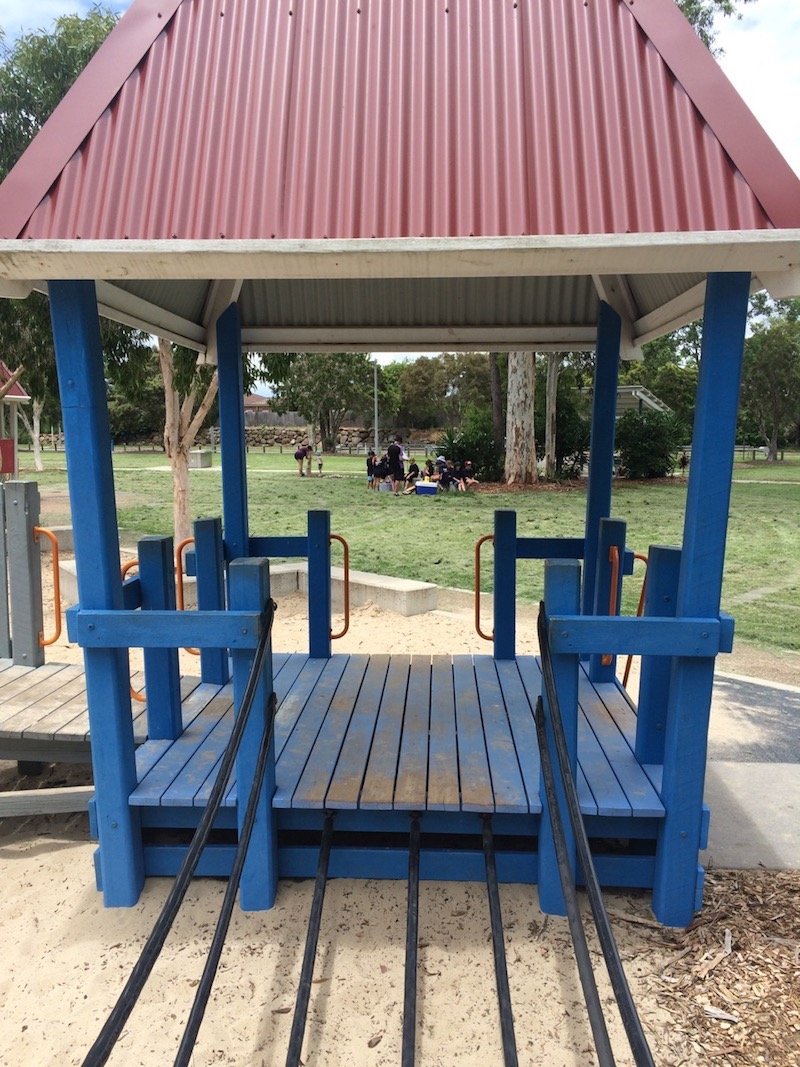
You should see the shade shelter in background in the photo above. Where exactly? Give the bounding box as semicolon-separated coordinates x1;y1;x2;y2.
0;0;798;928
0;362;29;478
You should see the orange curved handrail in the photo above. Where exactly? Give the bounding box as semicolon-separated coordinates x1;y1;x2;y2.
33;526;62;647
474;534;495;642
601;545;621;666
622;553;649;689
119;558;146;702
175;537;199;656
330;533;351;640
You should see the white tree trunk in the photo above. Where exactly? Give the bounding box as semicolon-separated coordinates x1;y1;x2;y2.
157;338;219;546
504;350;538;485
544;353;561;480
31;398;45;473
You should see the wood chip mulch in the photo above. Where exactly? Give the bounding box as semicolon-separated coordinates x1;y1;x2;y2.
631;869;800;1066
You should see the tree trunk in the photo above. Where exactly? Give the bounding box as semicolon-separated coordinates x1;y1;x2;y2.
504;350;538;484
767;428;779;462
544;353;561;480
158;337;219;545
489;352;504;450
31;398;44;473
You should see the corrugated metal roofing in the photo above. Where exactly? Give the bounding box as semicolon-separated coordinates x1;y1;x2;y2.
7;0;800;243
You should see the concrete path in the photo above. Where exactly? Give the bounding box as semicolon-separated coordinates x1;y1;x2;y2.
703;673;800;870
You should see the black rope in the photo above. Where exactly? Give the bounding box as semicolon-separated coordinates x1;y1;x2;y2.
481;816;519;1067
285;811;335;1067
537;606;656;1067
83;599;277;1067
173;691;278;1067
535;696;617;1067
401;813;421;1067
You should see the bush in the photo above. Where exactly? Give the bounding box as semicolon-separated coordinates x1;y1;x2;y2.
615;410;684;479
437;407;504;481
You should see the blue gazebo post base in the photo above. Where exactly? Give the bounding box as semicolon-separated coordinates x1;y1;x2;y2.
652;271;751;926
538;559;581;915
49;280;144;906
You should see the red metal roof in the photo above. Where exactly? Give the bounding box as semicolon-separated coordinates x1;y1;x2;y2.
2;0;799;242
0;361;29;400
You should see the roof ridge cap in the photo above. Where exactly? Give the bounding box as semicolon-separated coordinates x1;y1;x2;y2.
0;0;186;239
620;0;800;229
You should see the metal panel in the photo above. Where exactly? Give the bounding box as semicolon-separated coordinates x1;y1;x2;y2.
13;0;793;244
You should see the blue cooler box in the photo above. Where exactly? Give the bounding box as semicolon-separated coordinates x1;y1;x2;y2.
416;483;438;496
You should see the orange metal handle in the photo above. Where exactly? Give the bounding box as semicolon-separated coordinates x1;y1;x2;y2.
119;559;146;702
330;533;351;640
175;537;199;656
33;527;62;647
474;534;495;642
622;553;649;689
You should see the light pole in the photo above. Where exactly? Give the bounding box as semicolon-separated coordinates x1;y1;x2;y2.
373;360;379;454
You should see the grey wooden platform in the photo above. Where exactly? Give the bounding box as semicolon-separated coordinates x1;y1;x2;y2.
0;655;665;821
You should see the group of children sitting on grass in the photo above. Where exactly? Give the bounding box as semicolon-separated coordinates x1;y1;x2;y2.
367;446;479;495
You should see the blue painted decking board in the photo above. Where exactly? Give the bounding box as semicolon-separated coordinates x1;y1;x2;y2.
325;654;391;809
452;655;495;812
359;656;412;810
473;657;529;813
394;655;433;809
426;655;460;811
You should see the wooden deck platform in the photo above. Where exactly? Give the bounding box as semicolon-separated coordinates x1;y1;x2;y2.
0;655;663;822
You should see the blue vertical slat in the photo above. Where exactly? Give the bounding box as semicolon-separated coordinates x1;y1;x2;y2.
194;517;229;684
589;517;626;682
582;301;621;620
653;271;751;927
48;280;144;906
216;304;249;562
635;545;681;764
538;559;581;916
307;510;332;658
229;558;277;910
138;536;182;739
493;509;517;660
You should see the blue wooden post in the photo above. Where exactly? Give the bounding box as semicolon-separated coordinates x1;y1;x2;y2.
229;558;277;910
48;280;143;906
493;509;517;660
308;510;332;658
582;301;621;620
216;304;249;562
653;271;751;926
635;545;681;764
538;559;581;916
138;536;182;739
194;517;229;684
589;517;626;682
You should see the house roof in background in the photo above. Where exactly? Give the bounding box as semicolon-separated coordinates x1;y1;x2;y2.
0;0;798;355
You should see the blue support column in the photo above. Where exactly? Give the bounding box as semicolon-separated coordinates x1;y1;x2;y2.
635;545;681;764
538;559;581;916
229;559;277;909
216;304;249;561
307;510;332;658
653;272;751;926
138;536;182;739
194;517;229;684
48;280;143;906
589;517;626;682
582;302;621;620
493;509;517;660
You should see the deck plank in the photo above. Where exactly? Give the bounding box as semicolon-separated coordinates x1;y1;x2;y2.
325;654;391;810
274;656;350;806
130;686;229;805
0;664;85;734
18;673;92;741
162;704;234;807
359;657;411;810
274;656;331;759
452;656;494;812
426;656;460;811
577;709;631;817
394;656;433;810
292;655;371;808
473;658;528;813
579;676;665;817
495;658;542;815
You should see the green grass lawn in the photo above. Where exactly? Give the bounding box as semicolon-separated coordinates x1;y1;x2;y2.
22;445;800;653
